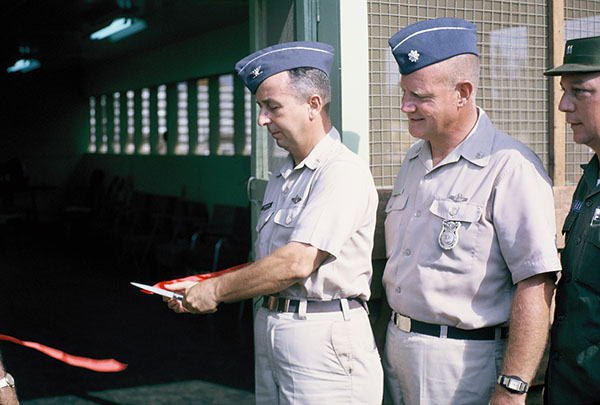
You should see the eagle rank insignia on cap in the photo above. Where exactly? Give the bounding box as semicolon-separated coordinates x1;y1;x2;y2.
250;66;263;79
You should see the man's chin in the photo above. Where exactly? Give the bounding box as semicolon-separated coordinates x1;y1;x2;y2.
274;139;288;150
407;129;425;139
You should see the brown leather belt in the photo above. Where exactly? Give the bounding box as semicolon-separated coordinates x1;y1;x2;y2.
262;295;364;313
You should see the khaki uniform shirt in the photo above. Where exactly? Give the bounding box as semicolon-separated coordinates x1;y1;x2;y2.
546;154;600;404
256;128;378;301
383;109;561;329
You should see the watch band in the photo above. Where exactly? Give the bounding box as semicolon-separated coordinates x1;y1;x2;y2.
497;374;528;394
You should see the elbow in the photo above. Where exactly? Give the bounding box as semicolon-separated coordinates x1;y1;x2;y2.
288;259;314;281
277;242;329;282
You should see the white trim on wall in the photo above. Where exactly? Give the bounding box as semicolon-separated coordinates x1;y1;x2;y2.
339;0;370;163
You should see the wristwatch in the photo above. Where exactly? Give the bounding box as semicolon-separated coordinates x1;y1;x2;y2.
0;373;15;389
497;374;528;394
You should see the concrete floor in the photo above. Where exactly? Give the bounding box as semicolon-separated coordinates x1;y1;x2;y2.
0;221;255;404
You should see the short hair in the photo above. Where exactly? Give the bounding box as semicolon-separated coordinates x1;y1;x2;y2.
287;67;331;112
443;53;480;98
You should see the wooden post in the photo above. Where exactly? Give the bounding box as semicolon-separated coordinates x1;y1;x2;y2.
549;0;566;187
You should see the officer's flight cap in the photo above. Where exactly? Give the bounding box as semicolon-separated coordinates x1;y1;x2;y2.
235;41;334;94
544;36;600;76
389;17;479;75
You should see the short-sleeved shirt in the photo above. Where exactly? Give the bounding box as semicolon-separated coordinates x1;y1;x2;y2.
256;127;378;301
383;108;561;329
546;154;600;404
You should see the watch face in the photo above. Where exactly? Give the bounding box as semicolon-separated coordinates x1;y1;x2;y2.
507;379;522;390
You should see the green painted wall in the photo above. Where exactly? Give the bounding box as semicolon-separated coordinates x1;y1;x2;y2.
79;154;251;208
1;22;252;220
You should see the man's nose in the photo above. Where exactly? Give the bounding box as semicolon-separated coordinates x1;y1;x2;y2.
558;93;574;113
401;96;416;113
257;109;271;126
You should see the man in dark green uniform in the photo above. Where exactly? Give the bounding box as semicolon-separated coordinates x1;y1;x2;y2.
544;36;600;404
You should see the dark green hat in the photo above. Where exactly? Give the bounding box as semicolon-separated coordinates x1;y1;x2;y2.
544;35;600;76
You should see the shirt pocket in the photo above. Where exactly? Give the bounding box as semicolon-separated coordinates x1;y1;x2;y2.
256;206;274;233
429;199;483;222
428;199;483;255
273;205;304;228
561;210;578;244
575;225;600;295
384;193;409;258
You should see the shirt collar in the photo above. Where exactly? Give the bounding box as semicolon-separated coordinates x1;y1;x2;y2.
277;127;340;178
582;154;600;194
453;107;494;167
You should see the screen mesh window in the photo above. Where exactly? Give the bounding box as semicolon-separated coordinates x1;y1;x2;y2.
368;0;550;188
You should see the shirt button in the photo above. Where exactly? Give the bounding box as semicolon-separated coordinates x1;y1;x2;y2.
550;352;560;361
415;211;421;217
285;216;292;224
404;249;412;256
556;314;566;322
449;208;458;216
395;287;402;294
575;236;582;244
586;199;593;207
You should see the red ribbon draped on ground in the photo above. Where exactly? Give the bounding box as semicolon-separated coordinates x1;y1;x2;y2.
0;265;251;373
0;334;127;372
151;262;250;291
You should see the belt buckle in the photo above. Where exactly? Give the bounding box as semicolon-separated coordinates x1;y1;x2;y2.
266;296;277;311
266;296;289;312
394;312;411;333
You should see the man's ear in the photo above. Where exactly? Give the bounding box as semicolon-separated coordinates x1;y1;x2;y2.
456;81;474;107
307;94;323;120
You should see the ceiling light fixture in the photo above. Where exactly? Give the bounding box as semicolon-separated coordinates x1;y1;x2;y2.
90;17;147;42
6;58;40;73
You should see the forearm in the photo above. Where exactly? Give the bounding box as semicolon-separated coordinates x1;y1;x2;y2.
178;242;329;313
0;362;19;405
212;242;324;304
499;273;555;382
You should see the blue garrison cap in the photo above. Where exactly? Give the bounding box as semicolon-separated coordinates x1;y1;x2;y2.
389;18;479;75
235;41;334;93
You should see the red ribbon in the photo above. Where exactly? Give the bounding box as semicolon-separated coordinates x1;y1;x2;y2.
150;262;250;292
0;334;127;372
0;265;251;373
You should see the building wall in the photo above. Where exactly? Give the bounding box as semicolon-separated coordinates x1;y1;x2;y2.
1;22;252;220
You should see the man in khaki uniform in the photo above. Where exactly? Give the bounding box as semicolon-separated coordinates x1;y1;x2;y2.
381;18;561;404
165;41;383;404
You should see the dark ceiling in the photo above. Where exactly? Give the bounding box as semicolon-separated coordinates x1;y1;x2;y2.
0;0;249;75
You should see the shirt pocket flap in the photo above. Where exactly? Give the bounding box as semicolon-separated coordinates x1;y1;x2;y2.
561;211;578;235
385;193;409;213
256;207;273;232
587;226;600;248
273;206;303;228
429;199;483;223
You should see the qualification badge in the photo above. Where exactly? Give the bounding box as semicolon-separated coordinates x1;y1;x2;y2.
591;207;600;227
439;220;461;250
